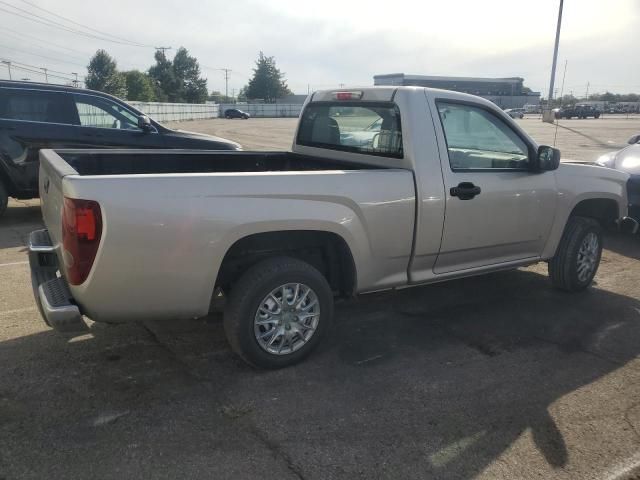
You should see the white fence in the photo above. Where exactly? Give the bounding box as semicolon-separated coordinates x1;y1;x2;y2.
219;103;303;118
128;101;219;122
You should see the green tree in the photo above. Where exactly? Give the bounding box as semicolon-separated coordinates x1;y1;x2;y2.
85;50;126;97
208;91;233;103
148;50;178;102
245;52;292;102
124;70;155;101
173;47;208;103
148;47;208;103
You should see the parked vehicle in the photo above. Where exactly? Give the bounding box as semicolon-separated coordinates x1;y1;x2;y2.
29;87;637;369
225;108;250;119
504;108;525;119
555;104;601;119
0;80;240;216
596;133;640;220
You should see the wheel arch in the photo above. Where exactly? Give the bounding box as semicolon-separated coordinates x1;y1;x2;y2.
542;196;621;259
211;230;357;311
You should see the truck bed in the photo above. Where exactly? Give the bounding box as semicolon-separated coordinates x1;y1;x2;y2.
58;150;383;176
38;148;416;322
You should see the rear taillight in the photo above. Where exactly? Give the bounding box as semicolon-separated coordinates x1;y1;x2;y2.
62;197;102;285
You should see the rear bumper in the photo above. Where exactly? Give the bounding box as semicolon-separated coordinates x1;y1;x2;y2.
28;229;87;332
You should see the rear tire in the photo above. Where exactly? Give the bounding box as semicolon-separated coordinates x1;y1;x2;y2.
224;256;333;369
548;216;603;292
0;180;8;217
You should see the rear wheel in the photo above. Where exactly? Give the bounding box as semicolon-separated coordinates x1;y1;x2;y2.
224;256;333;369
548;216;603;292
0;180;8;217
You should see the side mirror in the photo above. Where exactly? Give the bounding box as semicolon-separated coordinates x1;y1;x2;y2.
534;145;561;172
628;134;640;145
137;114;152;132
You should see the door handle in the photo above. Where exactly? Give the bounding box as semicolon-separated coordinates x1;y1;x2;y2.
450;182;481;200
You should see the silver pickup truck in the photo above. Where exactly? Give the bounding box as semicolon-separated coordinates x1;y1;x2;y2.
29;87;638;368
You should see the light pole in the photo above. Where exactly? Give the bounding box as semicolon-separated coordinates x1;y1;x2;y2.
543;0;564;122
1;60;11;80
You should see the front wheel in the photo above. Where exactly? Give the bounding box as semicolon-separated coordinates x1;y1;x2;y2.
0;180;8;217
224;257;333;369
548;216;603;292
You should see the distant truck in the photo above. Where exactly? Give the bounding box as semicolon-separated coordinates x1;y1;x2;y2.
29;87;637;369
0;81;240;216
555;104;601;119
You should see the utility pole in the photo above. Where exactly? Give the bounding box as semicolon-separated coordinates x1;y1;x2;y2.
1;60;11;80
219;68;231;100
544;0;564;122
71;72;79;88
585;82;590;100
155;46;172;57
41;67;48;83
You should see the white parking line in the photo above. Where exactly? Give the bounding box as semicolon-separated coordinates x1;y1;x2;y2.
0;260;28;268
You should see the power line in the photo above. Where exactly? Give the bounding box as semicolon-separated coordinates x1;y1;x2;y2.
0;57;81;83
0;2;152;48
0;28;88;64
0;42;87;68
16;0;155;47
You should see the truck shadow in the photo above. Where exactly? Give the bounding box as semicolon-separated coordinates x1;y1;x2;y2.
1;264;639;478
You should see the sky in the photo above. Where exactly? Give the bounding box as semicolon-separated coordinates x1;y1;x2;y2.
0;0;638;97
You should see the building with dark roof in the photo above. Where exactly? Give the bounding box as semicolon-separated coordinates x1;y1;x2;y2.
373;73;540;109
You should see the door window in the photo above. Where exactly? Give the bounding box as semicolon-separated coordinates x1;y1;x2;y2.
0;88;76;124
437;102;530;170
73;94;140;130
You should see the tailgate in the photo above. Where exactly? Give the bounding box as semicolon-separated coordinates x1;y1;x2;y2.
38;149;78;248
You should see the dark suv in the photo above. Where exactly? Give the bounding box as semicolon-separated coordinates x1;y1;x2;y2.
555;104;601;119
0;81;240;216
224;108;250;119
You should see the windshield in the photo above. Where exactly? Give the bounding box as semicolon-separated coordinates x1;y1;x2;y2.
297;102;403;158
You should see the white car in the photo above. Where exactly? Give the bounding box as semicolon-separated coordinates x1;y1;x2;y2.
504;108;525;119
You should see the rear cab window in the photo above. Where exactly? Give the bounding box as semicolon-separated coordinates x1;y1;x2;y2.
0;88;77;124
297;102;403;158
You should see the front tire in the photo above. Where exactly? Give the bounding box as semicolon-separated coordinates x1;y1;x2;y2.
224;257;334;369
0;180;8;217
548;216;603;292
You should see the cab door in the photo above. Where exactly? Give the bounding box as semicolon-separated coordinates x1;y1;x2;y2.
0;87;79;197
431;100;557;274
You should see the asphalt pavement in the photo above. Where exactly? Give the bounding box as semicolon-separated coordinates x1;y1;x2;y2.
1;117;640;479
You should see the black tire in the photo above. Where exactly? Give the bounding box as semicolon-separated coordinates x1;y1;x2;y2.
224;256;334;369
0;180;8;217
548;216;603;292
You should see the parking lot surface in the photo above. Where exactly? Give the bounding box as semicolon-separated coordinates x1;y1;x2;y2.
1;117;640;479
175;115;640;162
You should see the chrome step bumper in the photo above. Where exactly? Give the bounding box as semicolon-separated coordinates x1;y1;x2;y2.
28;229;87;332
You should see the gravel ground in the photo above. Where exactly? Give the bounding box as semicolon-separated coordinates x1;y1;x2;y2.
168;114;640;162
1;117;639;480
